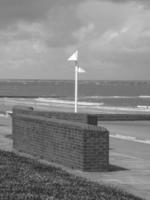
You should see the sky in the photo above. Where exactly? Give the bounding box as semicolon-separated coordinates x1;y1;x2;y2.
0;0;150;80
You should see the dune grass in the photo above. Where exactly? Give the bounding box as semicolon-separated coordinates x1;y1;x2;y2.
0;150;144;200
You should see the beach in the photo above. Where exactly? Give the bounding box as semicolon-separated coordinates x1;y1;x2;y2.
1;106;150;199
1;97;150;143
100;121;150;144
1;0;150;198
2;97;150;114
1;95;150;199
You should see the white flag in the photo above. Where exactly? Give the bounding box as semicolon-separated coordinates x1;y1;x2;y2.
68;50;78;61
77;67;85;73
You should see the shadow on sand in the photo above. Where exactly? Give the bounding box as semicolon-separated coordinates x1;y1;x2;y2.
109;164;128;172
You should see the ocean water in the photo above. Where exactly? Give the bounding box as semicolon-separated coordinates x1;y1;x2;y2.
1;80;150;112
1;79;150;144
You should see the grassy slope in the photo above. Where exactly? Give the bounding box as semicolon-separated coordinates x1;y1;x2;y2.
0;150;144;200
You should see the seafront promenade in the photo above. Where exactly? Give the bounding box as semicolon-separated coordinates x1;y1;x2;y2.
1;114;150;199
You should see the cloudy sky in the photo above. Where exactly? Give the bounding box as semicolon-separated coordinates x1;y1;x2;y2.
0;0;150;80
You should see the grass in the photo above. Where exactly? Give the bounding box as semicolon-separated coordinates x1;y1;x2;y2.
0;150;144;200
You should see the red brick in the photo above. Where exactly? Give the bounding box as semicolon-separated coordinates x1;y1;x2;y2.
12;106;109;172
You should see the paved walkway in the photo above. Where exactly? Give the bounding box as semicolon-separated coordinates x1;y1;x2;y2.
0;116;12;152
60;138;150;200
0;117;150;200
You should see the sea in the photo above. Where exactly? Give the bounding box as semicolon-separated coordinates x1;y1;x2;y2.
1;79;150;144
1;79;150;113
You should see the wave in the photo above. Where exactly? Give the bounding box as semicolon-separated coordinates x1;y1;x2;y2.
81;96;135;99
0;113;6;117
0;112;11;118
1;97;150;113
33;98;150;112
82;95;150;99
110;134;150;144
139;95;150;98
35;98;104;106
137;105;150;110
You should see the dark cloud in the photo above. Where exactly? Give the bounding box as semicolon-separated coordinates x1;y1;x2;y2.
46;5;82;47
99;0;150;9
0;0;84;47
0;0;83;28
102;0;148;3
0;0;49;27
0;0;147;29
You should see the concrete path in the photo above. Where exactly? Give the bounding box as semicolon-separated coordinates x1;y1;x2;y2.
0;116;12;152
0;116;150;199
93;138;150;200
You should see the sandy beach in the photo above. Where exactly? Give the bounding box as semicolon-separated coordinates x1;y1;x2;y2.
2;97;150;114
100;121;150;144
1;98;150;144
1;103;150;199
1;112;150;199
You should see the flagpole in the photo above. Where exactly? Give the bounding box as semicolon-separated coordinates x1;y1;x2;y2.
68;50;85;113
74;61;78;113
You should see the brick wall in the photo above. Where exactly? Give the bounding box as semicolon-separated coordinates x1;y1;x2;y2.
12;110;109;172
13;106;98;125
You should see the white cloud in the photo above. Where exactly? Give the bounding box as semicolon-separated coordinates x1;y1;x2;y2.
0;22;50;70
1;0;150;79
120;26;130;33
73;23;95;41
74;0;150;70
